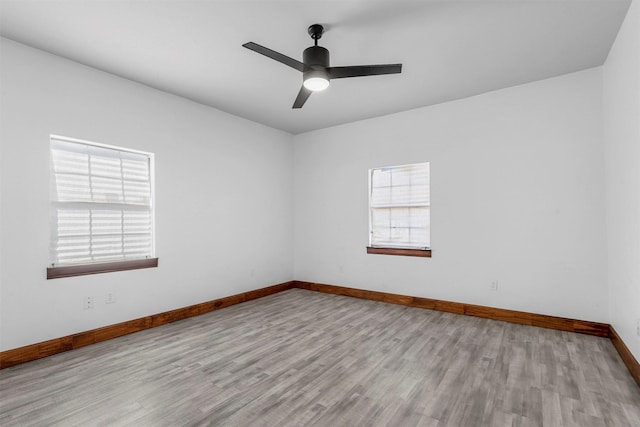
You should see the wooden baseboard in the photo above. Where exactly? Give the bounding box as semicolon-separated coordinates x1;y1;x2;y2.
610;325;640;387
0;281;295;369
4;278;637;388
293;281;610;337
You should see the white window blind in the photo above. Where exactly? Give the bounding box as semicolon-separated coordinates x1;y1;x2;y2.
50;136;154;266
369;162;430;249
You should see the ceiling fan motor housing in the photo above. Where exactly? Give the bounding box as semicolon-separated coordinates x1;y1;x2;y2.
303;46;330;81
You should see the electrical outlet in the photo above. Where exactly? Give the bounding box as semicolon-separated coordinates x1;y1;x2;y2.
636;319;640;337
105;292;116;304
84;296;94;310
490;281;498;291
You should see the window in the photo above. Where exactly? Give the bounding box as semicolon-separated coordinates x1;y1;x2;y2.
48;135;157;279
367;162;431;257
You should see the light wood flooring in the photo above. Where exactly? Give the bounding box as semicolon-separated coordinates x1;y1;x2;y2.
1;288;639;426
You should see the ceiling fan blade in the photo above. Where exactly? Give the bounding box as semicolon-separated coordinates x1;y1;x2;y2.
327;64;402;79
292;86;312;109
242;42;305;72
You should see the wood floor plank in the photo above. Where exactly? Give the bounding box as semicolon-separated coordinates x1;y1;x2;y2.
1;289;639;426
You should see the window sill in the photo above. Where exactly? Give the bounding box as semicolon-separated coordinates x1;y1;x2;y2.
366;247;431;258
47;258;158;279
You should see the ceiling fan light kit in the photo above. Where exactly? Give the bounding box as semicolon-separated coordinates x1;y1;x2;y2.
303;75;330;91
243;24;402;108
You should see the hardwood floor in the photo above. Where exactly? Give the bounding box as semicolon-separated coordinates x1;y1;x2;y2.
1;289;639;426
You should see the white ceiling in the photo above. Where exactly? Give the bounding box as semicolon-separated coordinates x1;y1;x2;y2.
0;0;631;134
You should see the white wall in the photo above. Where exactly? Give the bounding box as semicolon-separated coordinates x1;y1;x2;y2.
604;0;640;360
0;38;294;351
293;68;607;322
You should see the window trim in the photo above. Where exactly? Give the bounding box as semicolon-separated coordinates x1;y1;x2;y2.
366;247;432;258
47;258;158;280
48;135;157;277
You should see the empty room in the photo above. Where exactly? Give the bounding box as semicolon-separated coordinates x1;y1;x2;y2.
1;0;639;425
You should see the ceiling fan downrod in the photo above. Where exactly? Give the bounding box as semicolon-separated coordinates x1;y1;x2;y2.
308;24;324;46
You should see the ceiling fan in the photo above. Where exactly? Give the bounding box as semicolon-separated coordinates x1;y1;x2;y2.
243;24;402;109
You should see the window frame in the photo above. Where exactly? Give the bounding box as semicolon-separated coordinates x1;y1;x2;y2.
367;162;431;258
47;135;157;279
